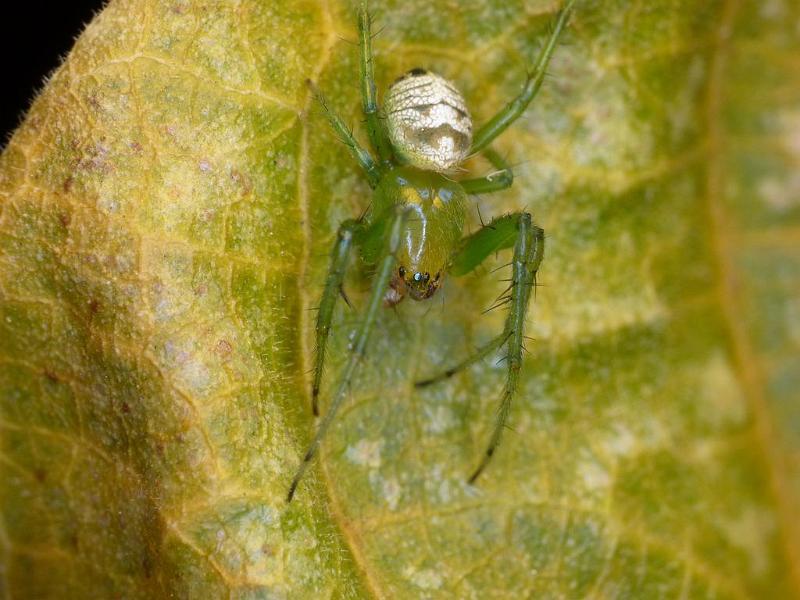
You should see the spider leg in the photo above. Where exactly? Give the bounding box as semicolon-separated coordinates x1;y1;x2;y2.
470;0;575;154
288;206;411;502
307;80;382;188
469;214;543;482
415;212;544;483
312;219;363;416
460;148;514;196
359;1;393;164
450;212;523;277
415;329;511;388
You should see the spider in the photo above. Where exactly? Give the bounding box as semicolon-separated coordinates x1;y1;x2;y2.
287;0;575;502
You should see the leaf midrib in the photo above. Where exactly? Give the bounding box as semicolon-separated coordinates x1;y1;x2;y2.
703;0;800;591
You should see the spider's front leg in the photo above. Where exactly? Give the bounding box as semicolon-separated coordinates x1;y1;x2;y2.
416;212;544;483
311;219;363;416
289;206;411;502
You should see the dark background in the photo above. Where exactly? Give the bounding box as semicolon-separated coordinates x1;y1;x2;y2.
2;1;105;144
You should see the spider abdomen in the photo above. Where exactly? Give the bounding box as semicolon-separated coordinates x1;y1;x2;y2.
384;69;473;172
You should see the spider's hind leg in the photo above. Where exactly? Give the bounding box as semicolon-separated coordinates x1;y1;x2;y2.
470;0;575;154
307;80;382;188
415;212;544;483
460;148;514;196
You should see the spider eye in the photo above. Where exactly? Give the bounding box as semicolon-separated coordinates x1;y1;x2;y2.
434;272;440;281
399;266;406;277
413;272;422;282
424;272;430;282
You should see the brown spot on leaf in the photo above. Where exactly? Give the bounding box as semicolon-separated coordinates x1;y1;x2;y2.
215;339;233;361
141;560;153;579
86;92;102;112
230;168;254;196
88;299;101;321
43;368;60;384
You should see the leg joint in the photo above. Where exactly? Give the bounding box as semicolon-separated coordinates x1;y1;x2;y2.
491;168;513;188
338;219;360;240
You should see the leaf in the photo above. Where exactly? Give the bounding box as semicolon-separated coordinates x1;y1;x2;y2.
1;0;799;597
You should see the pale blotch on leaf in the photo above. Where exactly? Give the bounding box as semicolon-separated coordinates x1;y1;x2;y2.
423;404;455;434
599;423;638;458
381;476;402;511
716;506;777;577
578;455;613;493
699;352;748;429
345;439;383;468
403;566;444;591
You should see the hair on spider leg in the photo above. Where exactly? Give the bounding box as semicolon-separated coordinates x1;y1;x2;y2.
385;302;414;340
339;285;354;309
419;296;440;322
359;0;385;37
437;277;450;314
482;297;513;315
494;278;516;297
484;283;515;309
305;78;328;103
475;203;496;230
336;33;360;46
489;261;514;274
370;23;387;40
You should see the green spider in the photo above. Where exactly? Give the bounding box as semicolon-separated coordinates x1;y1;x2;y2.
288;0;575;502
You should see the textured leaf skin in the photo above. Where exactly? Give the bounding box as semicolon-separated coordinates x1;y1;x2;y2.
1;0;799;598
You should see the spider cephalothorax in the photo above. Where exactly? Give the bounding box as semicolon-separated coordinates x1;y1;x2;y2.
288;0;575;502
369;166;466;305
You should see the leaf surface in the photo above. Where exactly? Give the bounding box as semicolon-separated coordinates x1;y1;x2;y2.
1;0;799;597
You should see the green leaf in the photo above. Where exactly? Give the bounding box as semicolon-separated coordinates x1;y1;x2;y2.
1;0;799;597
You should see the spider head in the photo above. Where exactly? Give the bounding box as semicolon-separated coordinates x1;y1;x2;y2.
406;269;441;301
385;266;442;306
